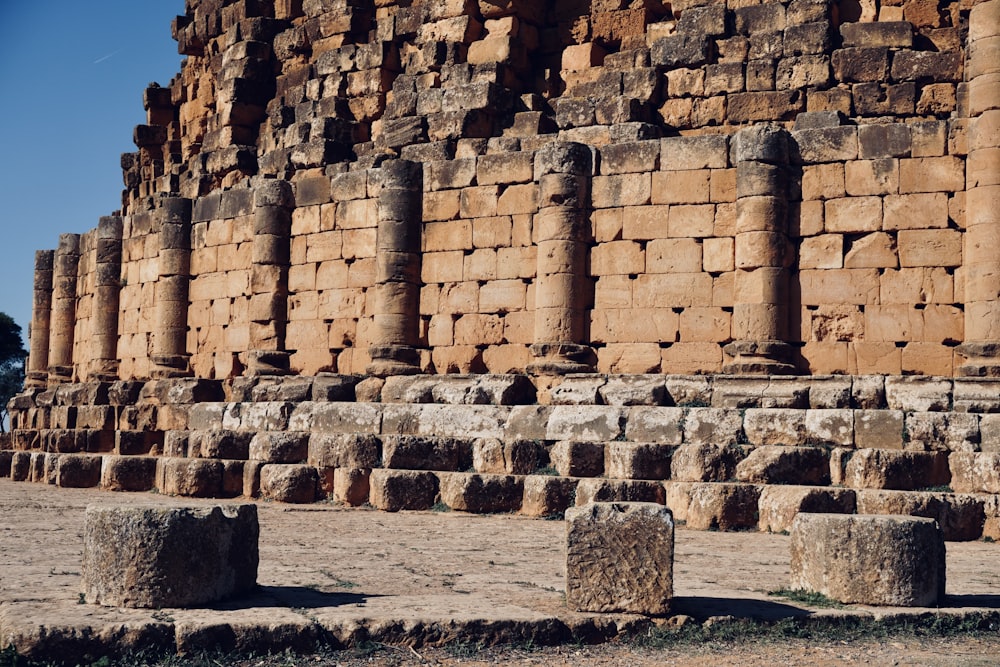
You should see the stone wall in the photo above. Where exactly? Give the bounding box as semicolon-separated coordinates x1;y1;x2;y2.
23;0;997;384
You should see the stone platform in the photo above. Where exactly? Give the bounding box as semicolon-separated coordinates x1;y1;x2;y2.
1;481;997;663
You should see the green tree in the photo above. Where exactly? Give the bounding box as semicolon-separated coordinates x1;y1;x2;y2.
0;314;27;433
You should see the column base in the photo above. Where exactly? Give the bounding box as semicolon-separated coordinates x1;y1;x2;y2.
367;345;421;377
25;370;49;389
722;340;798;375
527;343;596;376
150;354;192;379
957;342;1000;378
244;350;293;377
47;365;74;385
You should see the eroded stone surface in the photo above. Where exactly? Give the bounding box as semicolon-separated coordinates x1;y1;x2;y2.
566;502;674;614
789;513;945;606
82;504;258;608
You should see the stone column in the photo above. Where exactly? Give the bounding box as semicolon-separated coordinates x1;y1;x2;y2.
151;197;193;378
25;250;54;388
246;180;294;376
47;234;81;384
89;216;123;381
527;142;596;375
958;0;1000;377
368;160;423;377
724;124;797;375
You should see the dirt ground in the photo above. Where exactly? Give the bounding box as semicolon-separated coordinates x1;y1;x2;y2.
0;479;997;665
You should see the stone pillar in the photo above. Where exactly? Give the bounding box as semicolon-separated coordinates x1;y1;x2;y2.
47;234;81;384
246;180;294;376
151;197;193;378
25;250;54;388
724;124;797;375
89;216;123;381
528;142;595;375
368;160;423;377
958;0;1000;377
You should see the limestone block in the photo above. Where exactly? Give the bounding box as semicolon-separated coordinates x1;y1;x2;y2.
606;442;674;480
369;469;440;511
259;464;318;504
949;453;1000;494
311;402;383;434
332;468;370;506
82;504;258;608
381;435;472;472
549;440;604;477
549;377;605;405
685;482;762;531
904;412;980;453
521;475;578;517
101;456;157;492
472;438;540;475
885;376;952;412
757;486;856;534
805;409;854;446
55;454;102;488
158;458;224;498
545;406;625;441
574;479;666;506
10;451;29;481
952;380;1000;413
743;409;807;445
239;402;295;432
308;433;381;469
843;449;950;490
735;446;831;485
624;407;685;444
566;502;674;614
189;430;252;460
854;410;904;449
599;376;668;406
789;513;944;606
671;443;745;482
683;408;744;446
856;490;985;541
249;432;309;463
438;472;523;513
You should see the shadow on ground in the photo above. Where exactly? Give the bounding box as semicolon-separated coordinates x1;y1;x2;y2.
672;596;812;621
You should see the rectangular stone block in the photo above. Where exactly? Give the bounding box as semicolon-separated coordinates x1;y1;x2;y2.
790;513;944;606
566;502;674;614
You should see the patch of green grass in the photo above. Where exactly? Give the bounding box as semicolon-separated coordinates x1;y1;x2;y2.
430;501;451;512
768;588;845;608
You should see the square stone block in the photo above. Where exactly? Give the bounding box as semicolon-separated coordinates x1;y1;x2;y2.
790;513;945;606
82;504;258;608
566;502;674;615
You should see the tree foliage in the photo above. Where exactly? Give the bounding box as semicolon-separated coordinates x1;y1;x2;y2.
0;313;26;433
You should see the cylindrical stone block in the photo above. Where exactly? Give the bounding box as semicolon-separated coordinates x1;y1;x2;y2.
27;250;54;383
789;513;945;606
47;235;80;379
736;162;786;198
735;231;788;269
82;504;259;608
537;240;585;275
736;196;788;233
566;502;674;614
253;206;292;236
376;251;421;284
535;208;587;242
733;123;790;165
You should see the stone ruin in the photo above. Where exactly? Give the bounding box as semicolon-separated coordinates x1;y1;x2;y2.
4;0;1000;540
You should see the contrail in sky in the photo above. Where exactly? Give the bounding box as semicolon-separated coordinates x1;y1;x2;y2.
93;50;121;64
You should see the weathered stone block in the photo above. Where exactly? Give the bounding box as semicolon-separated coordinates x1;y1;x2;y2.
685;482;762;531
55;454;102;488
566;502;674;614
308;433;382;469
842;449;950;490
855;489;985;541
101;456;157;492
249;432;310;463
670;444;745;482
82;504;258;608
735;446;831;485
158;458;224;498
949;453;1000;494
438;472;523;513
757;485;856;533
472;437;539;474
369;469;439;511
624;407;685;444
332;467;370;506
606;442;674;480
550;440;605;477
683;408;744;446
790;513;944;606
259;464;319;503
381;434;472;471
521;475;577;517
574;479;666;506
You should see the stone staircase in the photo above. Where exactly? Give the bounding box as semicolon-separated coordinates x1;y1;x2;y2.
4;373;999;541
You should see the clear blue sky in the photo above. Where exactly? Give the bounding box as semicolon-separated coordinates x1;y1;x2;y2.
0;1;186;348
